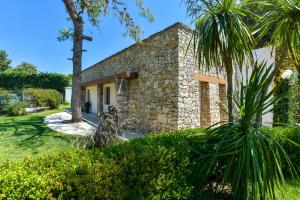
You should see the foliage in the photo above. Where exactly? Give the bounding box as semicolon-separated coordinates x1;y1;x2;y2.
0;88;11;113
23;88;61;109
199;62;296;199
90;113;122;148
0;125;299;199
185;0;254;122
256;0;300;73
0;105;75;163
105;134;194;199
241;0;279;47
59;0;154;42
88;109;143;148
11;62;38;74
291;81;300;122
7;101;27;116
0;149;123;199
0;50;11;72
265;126;300;175
0;72;70;93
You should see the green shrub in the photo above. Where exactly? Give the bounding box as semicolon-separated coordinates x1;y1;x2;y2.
105;133;194;199
23;88;61;109
0;149;123;199
262;126;300;176
0;72;70;93
0;127;298;199
0;88;11;113
7;101;27;116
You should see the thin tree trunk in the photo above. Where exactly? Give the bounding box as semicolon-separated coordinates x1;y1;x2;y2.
71;21;83;122
222;52;234;123
226;66;234;123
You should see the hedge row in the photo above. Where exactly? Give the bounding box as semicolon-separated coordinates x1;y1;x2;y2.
0;72;70;93
0;127;299;199
23;88;61;109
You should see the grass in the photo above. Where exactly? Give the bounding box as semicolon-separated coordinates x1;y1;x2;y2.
275;179;300;200
0;105;76;163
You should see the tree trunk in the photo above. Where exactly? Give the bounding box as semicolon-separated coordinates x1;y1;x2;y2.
71;21;83;122
222;52;234;123
226;66;234;123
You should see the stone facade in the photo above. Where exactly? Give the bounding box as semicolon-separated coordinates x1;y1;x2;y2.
81;22;227;133
177;25;226;129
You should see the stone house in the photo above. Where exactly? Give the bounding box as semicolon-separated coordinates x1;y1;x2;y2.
81;22;273;133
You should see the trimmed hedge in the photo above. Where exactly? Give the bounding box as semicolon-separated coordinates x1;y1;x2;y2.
0;72;70;93
0;150;122;199
0;127;299;199
23;88;61;109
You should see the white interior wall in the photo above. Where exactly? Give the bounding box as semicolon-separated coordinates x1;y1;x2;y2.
86;85;98;114
64;87;72;103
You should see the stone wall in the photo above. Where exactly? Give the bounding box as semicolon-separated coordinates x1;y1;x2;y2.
177;25;226;128
82;22;228;132
82;24;181;132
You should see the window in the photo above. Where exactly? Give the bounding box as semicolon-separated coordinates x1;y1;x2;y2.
87;89;90;103
106;87;110;104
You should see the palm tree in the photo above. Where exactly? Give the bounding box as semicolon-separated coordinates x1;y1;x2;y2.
186;0;254;123
256;0;300;125
202;62;296;199
257;0;300;73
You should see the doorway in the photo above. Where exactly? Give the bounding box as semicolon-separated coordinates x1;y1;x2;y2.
103;83;116;112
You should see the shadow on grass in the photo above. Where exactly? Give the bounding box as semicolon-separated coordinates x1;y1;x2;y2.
0;114;75;153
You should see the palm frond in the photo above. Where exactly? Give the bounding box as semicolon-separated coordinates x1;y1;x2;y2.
202;62;297;199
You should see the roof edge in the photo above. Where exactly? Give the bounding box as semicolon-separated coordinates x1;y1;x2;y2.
82;22;193;73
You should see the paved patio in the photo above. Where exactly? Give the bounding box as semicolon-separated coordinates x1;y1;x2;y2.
64;109;144;139
65;108;99;127
44;112;95;135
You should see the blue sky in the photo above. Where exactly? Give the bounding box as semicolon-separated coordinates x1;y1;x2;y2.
0;0;191;74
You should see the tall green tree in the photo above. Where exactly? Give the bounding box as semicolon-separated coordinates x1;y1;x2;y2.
60;0;154;122
13;62;38;74
254;0;300;125
0;50;12;72
257;0;300;75
185;0;254;122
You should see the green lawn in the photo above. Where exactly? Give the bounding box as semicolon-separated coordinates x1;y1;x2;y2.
274;179;300;200
0;105;76;163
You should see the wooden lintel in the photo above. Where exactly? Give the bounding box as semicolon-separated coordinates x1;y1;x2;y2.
194;74;227;85
81;70;138;87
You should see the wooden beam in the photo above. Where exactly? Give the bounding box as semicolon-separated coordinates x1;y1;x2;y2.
194;74;227;85
81;70;138;87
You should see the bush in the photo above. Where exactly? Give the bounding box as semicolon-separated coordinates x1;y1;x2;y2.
105;133;194;199
0;149;123;200
0;88;11;113
7;101;27;116
262;126;300;176
0;127;298;199
0;71;70;93
23;88;61;109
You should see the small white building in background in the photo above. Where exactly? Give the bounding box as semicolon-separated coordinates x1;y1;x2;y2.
64;87;72;103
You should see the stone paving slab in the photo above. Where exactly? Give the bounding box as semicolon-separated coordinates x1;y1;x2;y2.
44;112;95;135
44;111;144;139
